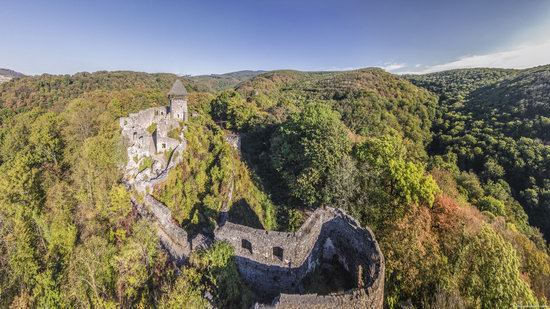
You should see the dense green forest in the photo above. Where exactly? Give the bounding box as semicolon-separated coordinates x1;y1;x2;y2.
0;68;548;308
407;66;550;242
0;70;255;110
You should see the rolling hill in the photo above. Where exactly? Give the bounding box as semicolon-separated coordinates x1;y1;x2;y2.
408;66;550;241
0;68;24;83
0;67;548;307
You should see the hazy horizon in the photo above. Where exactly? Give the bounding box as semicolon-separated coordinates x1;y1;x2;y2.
5;64;550;79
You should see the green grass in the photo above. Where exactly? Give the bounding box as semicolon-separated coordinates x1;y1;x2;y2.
138;156;153;172
168;127;181;141
146;122;157;134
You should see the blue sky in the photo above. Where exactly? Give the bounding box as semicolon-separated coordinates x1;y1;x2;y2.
2;0;550;75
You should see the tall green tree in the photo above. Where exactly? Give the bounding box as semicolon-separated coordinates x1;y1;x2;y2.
354;134;439;226
456;226;538;307
270;103;351;206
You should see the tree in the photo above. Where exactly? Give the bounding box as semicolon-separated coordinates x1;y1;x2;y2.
114;221;159;305
192;241;252;308
0;207;40;306
106;184;132;240
321;155;358;210
476;196;506;217
354;134;439;225
270;103;351;206
159;268;209;309
72;133;124;237
456;172;484;203
63;236;117;307
456;225;538;307
483;158;505;180
29;112;64;166
211;90;259;130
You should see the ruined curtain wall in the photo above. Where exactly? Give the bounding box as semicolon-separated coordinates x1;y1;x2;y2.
215;208;384;307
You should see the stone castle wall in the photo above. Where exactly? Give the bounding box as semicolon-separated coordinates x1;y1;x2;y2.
142;195;191;261
136;194;385;308
120;106;169;130
120;98;186;187
120;104;183;155
215;207;385;308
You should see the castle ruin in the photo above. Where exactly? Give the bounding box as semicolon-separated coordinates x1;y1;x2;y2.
216;207;385;308
120;80;188;191
135;195;384;308
121;80;385;308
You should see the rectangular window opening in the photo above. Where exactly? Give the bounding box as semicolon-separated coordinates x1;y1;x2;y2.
273;246;284;261
242;239;252;254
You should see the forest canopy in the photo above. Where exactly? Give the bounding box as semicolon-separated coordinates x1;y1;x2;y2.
0;68;548;308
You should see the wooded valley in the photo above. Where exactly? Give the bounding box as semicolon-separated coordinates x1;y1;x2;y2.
0;67;548;308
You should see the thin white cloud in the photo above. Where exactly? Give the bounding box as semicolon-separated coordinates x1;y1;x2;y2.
402;40;550;74
321;66;360;71
381;62;406;71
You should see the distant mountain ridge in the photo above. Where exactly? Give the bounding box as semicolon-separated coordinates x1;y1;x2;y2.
192;70;265;79
0;68;24;78
0;69;263;99
0;68;25;83
188;70;265;92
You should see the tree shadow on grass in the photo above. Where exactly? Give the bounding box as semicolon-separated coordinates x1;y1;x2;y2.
228;198;263;229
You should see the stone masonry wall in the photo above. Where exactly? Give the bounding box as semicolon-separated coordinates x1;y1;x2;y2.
215;207;385;308
142;195;191;262
134;197;384;307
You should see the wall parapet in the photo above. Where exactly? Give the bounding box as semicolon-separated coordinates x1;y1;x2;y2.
142;195;191;262
215;207;385;308
136;195;385;307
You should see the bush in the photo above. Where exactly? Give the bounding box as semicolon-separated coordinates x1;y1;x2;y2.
138;156;153;172
476;196;506;217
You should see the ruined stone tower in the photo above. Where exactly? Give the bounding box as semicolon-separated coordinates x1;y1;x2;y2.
167;79;188;121
119;79;188;189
